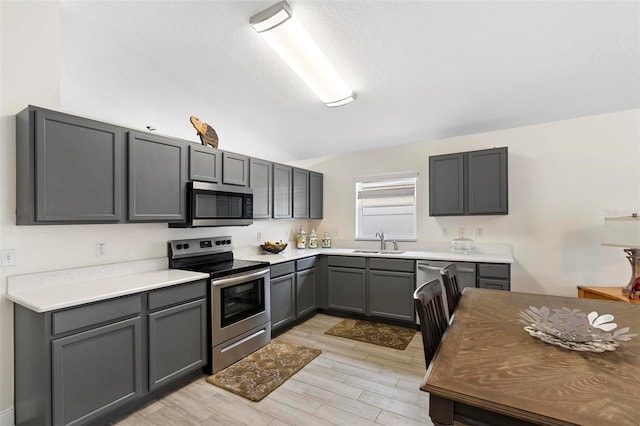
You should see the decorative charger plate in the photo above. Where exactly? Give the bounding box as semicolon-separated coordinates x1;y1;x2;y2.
519;306;637;353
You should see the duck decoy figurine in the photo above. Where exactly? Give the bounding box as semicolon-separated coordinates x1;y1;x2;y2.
189;116;219;149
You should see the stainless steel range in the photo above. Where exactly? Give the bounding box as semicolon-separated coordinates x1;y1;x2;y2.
169;236;271;374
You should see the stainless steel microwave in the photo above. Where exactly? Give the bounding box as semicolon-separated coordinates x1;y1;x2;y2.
171;181;253;227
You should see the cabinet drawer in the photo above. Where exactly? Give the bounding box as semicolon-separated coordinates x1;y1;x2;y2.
369;258;414;273
478;278;509;291
328;256;366;269
148;280;207;311
52;295;141;335
271;261;295;278
296;257;316;271
478;263;510;279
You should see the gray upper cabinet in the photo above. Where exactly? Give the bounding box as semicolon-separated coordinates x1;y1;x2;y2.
293;168;310;218
249;158;273;219
16;106;124;224
309;171;323;219
128;131;187;222
429;147;508;216
273;163;293;219
222;151;249;186
467;148;508;214
189;144;222;183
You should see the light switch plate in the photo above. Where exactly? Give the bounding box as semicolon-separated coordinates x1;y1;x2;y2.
1;249;16;266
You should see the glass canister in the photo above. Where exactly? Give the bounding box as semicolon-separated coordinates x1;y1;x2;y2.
322;231;331;248
297;226;307;249
309;229;318;249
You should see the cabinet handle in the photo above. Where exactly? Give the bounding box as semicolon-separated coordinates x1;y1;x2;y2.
417;265;442;271
458;268;475;273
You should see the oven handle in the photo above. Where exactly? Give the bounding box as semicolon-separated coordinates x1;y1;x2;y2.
212;268;270;288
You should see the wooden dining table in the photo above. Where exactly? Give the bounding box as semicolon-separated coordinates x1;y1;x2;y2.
420;288;640;426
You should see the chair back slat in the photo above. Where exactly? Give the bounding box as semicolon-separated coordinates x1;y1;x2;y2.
440;263;462;315
413;279;449;366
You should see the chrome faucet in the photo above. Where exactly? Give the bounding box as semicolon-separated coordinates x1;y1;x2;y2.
375;230;386;250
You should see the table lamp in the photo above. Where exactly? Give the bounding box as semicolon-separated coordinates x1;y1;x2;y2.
602;214;640;294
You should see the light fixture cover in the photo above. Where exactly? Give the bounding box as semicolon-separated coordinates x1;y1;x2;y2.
602;216;640;248
250;1;355;107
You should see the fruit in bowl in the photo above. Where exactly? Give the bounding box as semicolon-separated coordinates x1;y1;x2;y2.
260;240;288;254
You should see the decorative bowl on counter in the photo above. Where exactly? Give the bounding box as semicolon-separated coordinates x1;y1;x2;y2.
260;242;288;254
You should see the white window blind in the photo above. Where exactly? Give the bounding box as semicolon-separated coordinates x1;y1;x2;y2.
355;174;417;241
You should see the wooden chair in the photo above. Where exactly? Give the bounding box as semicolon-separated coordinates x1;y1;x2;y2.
440;263;462;316
413;279;449;366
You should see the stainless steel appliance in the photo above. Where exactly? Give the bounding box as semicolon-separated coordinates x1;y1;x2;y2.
170;182;253;228
416;260;476;320
169;236;271;373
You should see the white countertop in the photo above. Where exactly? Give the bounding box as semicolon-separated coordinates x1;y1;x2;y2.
7;258;209;313
237;244;514;265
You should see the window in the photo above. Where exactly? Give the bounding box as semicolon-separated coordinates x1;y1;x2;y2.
355;173;417;241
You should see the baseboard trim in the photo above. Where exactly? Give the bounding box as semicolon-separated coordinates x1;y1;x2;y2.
0;406;14;426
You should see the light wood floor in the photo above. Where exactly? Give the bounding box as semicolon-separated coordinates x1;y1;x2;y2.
113;314;432;425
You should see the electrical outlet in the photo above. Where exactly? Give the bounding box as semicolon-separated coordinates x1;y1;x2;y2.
257;232;262;242
442;227;448;237
1;249;16;266
332;228;338;236
476;228;483;237
96;243;106;257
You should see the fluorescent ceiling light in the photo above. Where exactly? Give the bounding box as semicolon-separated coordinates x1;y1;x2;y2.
250;1;356;107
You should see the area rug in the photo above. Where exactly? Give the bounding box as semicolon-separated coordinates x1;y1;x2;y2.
205;340;321;402
324;318;417;350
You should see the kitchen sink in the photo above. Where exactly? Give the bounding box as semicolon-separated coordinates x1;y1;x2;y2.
352;250;406;254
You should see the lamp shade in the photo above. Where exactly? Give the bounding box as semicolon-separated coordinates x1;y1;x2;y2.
250;1;355;107
602;216;640;248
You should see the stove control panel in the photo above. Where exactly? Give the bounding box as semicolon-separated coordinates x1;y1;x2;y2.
169;236;233;259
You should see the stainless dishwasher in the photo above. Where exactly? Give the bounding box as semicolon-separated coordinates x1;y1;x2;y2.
416;260;476;319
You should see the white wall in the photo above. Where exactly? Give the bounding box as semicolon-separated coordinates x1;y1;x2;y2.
296;109;640;298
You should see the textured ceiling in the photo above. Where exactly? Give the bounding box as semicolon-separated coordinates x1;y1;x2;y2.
60;1;640;162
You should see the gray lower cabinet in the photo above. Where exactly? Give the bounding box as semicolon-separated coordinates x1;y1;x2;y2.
292;168;309;218
189;144;222;183
222;151;249;186
429;147;508;216
270;258;318;333
52;317;143;426
296;258;317;317
16;105;124;224
270;265;296;330
273;163;293;219
249;158;273;219
326;256;415;322
309;171;323;219
128;131;187;221
477;263;510;291
368;270;415;322
148;281;208;391
14;280;207;426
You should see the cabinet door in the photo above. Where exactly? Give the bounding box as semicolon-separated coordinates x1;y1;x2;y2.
222;151;249;186
31;108;124;223
52;317;142;426
429;153;465;216
273;164;293;219
148;299;207;390
467;147;508;215
189;145;221;183
292;168;310;218
296;268;317;317
271;273;296;330
128;132;187;221
327;267;366;314
368;270;415;322
249;158;273;219
309;171;324;219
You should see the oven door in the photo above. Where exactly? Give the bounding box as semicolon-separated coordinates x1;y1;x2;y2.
211;268;270;345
